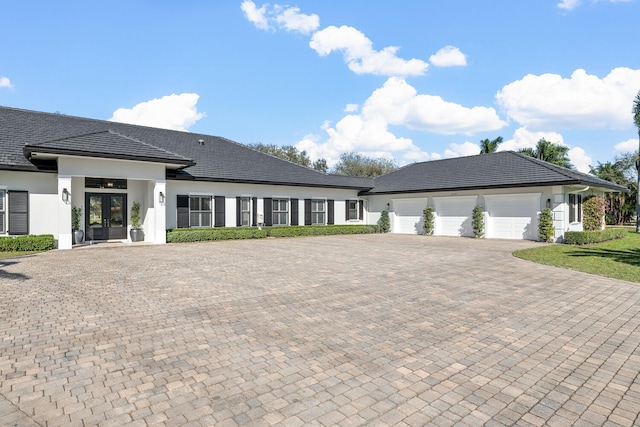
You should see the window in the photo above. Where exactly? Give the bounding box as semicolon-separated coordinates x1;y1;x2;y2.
0;190;5;233
569;194;582;223
348;200;359;221
241;197;251;226
85;177;127;189
312;199;325;225
190;196;212;227
272;198;288;226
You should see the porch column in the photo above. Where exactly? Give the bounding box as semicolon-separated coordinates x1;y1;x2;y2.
57;175;72;250
154;180;167;244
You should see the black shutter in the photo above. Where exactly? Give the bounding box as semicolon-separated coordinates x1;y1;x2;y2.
345;200;350;221
214;196;225;227
8;191;28;235
569;194;575;223
304;199;312;225
236;197;242;227
252;197;258;226
264;198;273;226
176;195;190;228
359;200;364;221
577;195;582;222
328;199;334;225
291;198;299;226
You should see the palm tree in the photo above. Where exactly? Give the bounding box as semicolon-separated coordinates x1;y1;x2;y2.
518;138;573;169
590;161;630;225
632;90;640;232
479;136;503;154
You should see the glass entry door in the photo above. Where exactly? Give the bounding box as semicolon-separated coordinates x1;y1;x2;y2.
86;193;127;241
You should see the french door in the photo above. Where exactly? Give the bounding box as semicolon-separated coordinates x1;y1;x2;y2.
85;193;127;240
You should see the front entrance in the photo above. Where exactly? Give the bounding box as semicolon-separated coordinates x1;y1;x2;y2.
86;193;127;241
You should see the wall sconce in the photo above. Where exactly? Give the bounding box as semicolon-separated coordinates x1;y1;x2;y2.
546;198;551;209
386;202;390;210
158;191;165;204
62;188;70;203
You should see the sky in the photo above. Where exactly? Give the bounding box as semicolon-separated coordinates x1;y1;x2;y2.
1;0;639;173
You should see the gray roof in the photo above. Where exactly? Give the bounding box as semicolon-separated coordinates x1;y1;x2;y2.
0;106;373;190
365;151;629;194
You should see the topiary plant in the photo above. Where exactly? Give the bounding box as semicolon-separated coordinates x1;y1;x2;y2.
423;206;434;235
538;207;554;242
71;206;82;231
378;209;390;233
130;201;142;229
582;196;607;231
472;205;484;238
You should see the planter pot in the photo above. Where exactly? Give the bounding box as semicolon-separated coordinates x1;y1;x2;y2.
73;230;84;245
130;228;144;242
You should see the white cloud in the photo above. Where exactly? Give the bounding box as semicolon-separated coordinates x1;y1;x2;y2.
241;1;319;34
568;147;592;173
498;127;565;152
558;0;581;10
496;68;640;130
0;76;13;89
240;0;269;30
614;138;638;152
109;93;205;131
310;25;428;77
429;46;467;67
444;141;480;158
344;103;359;113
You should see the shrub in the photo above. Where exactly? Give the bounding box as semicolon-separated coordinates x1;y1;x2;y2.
564;228;627;245
265;225;376;238
582;196;607;231
130;201;142;229
71;206;82;231
423;206;434;235
538;208;555;242
378;210;390;233
472;205;484;238
0;234;56;251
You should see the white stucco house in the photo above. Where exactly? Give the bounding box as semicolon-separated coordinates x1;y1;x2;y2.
0;106;628;249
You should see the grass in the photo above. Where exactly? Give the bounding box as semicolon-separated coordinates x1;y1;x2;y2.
514;228;640;283
0;250;44;259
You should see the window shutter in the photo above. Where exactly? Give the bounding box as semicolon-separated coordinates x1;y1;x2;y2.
327;199;334;225
359;200;364;220
304;199;312;226
252;197;258;226
569;194;575;223
8;191;29;235
264;198;273;226
214;196;225;227
345;200;350;221
577;195;582;222
236;197;242;227
176;195;189;228
291;198;299;226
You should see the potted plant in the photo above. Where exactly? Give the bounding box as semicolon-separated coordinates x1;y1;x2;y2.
130;201;144;242
71;205;84;244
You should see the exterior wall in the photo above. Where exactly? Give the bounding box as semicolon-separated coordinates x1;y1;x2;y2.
0;170;58;238
165;181;365;229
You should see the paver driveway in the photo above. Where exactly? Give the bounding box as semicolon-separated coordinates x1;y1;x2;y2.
1;234;639;426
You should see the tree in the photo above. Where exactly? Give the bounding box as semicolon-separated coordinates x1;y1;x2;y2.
538;208;554;242
333;152;398;177
472;205;484;238
590;158;635;225
378;210;390;233
247;143;328;172
423;206;434;235
518;138;573;169
479;136;503;154
632;90;640;232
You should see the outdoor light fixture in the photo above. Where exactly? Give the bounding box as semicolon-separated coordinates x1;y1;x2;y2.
62;188;69;203
546;198;551;209
387;202;390;209
159;191;165;204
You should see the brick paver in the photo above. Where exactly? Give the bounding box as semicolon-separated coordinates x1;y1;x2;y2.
1;234;639;426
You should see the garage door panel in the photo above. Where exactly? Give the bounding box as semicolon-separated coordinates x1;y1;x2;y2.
486;195;539;240
393;198;427;234
434;197;476;237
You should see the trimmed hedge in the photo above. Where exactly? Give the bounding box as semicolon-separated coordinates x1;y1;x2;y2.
0;234;56;252
167;227;268;243
166;225;378;243
564;228;628;245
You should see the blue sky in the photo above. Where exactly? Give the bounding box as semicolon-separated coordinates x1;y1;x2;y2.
2;0;639;172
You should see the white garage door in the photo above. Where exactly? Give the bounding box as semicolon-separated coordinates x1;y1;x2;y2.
434;196;477;237
486;194;540;240
392;198;427;234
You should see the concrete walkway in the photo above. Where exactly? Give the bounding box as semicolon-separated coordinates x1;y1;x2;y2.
1;235;639;426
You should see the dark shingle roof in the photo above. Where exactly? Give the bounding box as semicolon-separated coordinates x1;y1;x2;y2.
0;106;373;190
365;151;629;194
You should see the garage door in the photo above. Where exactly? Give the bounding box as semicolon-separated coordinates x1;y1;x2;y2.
434;196;477;237
392;198;427;234
486;194;540;240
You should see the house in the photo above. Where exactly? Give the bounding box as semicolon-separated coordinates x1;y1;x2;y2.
0;106;627;249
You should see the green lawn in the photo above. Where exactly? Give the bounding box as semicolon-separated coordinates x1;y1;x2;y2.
514;228;640;283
